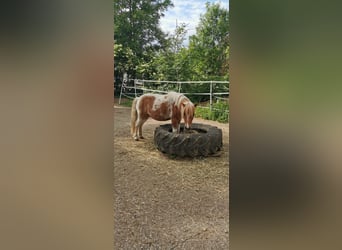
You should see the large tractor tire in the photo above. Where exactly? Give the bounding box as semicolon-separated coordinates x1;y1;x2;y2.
154;123;223;157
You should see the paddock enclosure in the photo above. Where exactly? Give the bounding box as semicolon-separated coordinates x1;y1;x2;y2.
116;78;229;114
114;98;229;249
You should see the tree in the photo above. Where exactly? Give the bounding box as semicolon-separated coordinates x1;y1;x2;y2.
188;3;229;80
152;23;189;81
114;0;173;78
114;42;134;74
163;3;229;102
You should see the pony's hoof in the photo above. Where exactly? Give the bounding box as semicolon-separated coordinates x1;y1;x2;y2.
134;137;139;141
139;136;145;139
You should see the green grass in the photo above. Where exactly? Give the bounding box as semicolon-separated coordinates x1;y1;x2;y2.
195;101;229;123
119;99;133;107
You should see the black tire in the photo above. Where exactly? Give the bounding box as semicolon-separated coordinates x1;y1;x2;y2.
154;123;223;157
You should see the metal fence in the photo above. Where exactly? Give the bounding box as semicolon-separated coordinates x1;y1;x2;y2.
118;79;229;112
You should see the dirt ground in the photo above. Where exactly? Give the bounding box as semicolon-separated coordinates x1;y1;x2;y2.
114;99;229;249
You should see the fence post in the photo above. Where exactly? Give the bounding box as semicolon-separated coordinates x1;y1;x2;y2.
210;81;213;111
118;85;122;104
134;79;137;97
178;82;182;92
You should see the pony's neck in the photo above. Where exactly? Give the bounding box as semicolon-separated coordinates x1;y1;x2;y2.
175;94;184;106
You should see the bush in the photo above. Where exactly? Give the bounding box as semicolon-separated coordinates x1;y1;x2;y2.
195;101;229;123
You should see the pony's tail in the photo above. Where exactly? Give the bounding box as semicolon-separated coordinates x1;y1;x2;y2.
130;97;138;136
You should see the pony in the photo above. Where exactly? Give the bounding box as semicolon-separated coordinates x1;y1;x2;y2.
130;91;196;141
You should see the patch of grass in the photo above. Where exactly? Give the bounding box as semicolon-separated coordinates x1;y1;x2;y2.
195;101;229;123
119;99;133;107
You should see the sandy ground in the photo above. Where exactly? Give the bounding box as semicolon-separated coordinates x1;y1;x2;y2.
114;99;229;249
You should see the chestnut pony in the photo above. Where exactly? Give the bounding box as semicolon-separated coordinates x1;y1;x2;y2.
130;91;196;141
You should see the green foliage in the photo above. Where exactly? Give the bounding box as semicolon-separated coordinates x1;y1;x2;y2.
151;22;189;81
195;101;229;123
114;43;135;75
114;1;229;82
114;0;173;78
150;1;230;82
187;3;229;81
114;0;172;56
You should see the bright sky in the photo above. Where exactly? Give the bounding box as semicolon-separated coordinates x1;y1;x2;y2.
159;0;229;46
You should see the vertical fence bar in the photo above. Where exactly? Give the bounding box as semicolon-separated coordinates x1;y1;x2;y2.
210;81;213;111
118;81;124;105
134;79;137;97
178;82;182;92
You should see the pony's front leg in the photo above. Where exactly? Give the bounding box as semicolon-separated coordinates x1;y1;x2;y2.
172;126;177;133
172;123;180;133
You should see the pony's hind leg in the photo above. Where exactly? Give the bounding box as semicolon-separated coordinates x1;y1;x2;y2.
133;123;139;141
134;117;147;140
139;126;144;139
133;121;139;141
131;124;136;137
138;118;148;139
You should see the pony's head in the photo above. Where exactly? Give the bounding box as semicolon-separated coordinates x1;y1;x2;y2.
182;101;196;129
